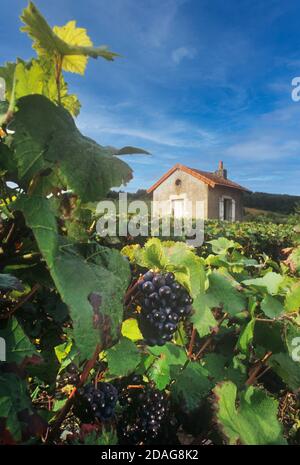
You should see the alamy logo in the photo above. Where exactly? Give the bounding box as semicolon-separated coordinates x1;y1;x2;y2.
291;337;300;362
0;77;5;102
96;193;204;247
291;77;300;102
0;337;6;362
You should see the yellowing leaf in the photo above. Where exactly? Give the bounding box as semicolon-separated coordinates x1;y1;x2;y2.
20;2;119;76
121;318;143;342
53;21;92;75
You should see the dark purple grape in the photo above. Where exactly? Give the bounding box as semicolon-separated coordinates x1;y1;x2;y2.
158;285;171;298
142;281;155;294
165;272;175;284
152;274;166;288
143;271;154;281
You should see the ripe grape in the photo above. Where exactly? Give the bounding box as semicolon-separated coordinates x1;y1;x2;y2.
73;382;118;423
117;383;169;445
137;271;193;346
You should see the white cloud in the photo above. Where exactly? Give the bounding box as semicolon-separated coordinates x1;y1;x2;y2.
171;46;196;64
78;107;217;150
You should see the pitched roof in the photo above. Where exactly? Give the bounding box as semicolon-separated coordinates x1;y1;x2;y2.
147;163;250;193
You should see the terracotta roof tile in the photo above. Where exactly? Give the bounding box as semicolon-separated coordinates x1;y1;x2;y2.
147;163;250;193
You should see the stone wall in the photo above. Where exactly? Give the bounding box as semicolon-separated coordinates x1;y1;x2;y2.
207;185;244;220
152;169;208;218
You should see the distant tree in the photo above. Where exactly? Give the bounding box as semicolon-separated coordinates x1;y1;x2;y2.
243;192;300;214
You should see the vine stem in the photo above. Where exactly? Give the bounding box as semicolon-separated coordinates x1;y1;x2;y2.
188;326;196;359
124;276;143;305
46;343;102;443
245;351;273;386
55;54;63;105
0;283;40;320
193;312;229;360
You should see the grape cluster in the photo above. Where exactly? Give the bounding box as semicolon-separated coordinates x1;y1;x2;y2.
74;382;118;423
118;381;169;445
137;271;193;346
56;363;80;390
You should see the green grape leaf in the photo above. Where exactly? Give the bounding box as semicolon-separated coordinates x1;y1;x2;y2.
207;237;240;255
285;284;300;313
237;318;255;354
253;320;286;354
171;362;212;412
242;272;284;295
267;352;300;391
261;295;284;318
0;59;81;116
106;337;141;378
105;146;150;156
0;317;38;364
72;426;118;445
14;196;130;360
205;271;246;316
202;353;247;387
10;95;133;201
20;2;118;75
0;372;33;441
134;238;168;270
213;381;286;445
147;343;188;390
163;242;206;298
191;299;217;338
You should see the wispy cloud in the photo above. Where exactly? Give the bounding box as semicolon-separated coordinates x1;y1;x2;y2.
78;106;218;150
172;46;196;64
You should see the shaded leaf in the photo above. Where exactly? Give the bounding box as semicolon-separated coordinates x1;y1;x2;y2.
171;362;212;412
213;381;286;445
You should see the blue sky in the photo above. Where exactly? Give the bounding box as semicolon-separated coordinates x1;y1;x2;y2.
1;0;300;195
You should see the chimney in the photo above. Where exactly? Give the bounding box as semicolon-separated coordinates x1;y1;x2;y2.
215;160;227;179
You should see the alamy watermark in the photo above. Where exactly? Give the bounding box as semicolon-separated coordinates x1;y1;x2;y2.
291;337;300;362
291;77;300;102
0;77;5;102
95;193;204;247
0;337;6;362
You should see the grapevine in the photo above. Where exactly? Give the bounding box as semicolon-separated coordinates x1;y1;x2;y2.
0;1;299;447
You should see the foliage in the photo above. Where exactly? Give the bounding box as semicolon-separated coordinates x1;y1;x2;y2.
0;2;299;446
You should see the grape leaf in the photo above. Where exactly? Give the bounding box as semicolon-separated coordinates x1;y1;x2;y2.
267;352;300;391
10;95;133;201
106;337;141;378
191;299;217;338
261;295;284;318
205;271;246;316
242;272;284;295
0;372;33;441
14;196;130;359
121;318;143;342
171;362;212;412
207;237;240;255
213;381;286;445
0;59;81;116
20;2;118;75
285;284;300;313
202;353;247;387
0;317;38;364
237;318;255;354
147;343;187;390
